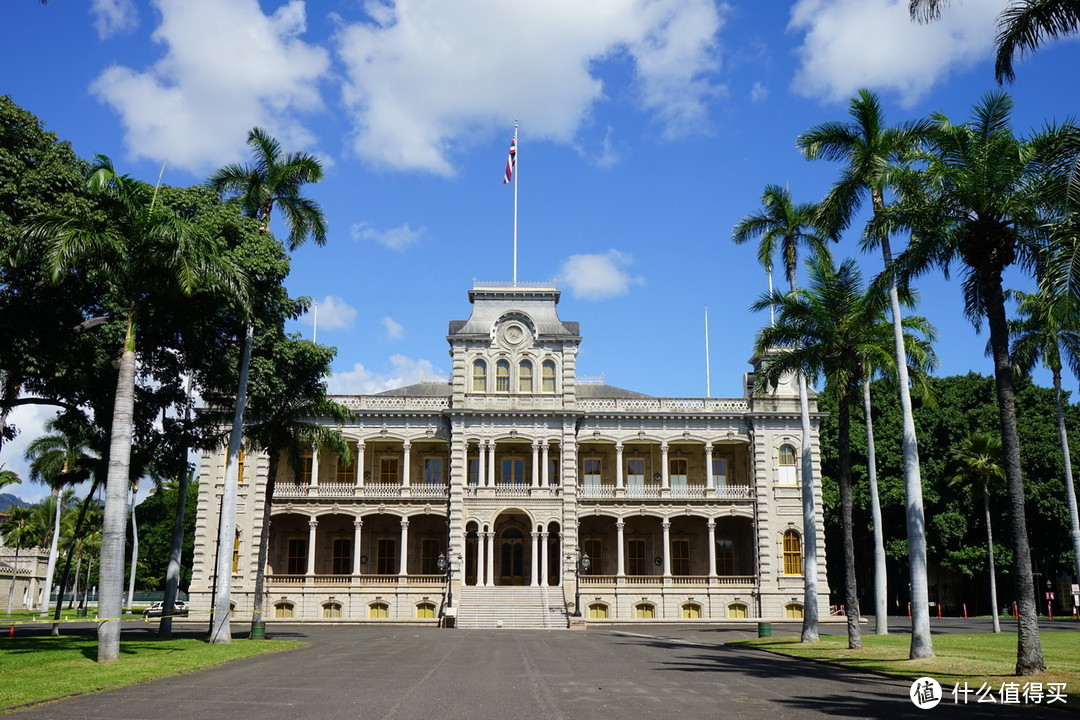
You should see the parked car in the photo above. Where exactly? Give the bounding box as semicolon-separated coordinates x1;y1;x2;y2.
143;600;187;619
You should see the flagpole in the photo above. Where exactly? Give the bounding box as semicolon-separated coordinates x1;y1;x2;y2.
512;121;519;286
704;304;711;398
313;298;318;343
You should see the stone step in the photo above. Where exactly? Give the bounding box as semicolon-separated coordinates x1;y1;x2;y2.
457;586;568;629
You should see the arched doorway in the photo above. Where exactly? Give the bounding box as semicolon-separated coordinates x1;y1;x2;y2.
500;528;525;585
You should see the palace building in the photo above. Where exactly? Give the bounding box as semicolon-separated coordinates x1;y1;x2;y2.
188;281;829;627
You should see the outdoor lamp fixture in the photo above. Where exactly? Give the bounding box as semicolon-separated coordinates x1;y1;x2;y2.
437;553;453;608
572;550;591;617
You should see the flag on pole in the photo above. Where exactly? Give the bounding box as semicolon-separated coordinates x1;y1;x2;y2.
503;134;517;184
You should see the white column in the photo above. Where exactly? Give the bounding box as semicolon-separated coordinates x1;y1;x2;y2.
487;442;496;486
615;443;624;491
353;519;364;575
530;532;539;586
540;531;550;586
707;520;717;578
306;519;318;575
541;443;550;486
399;518;410;576
661;520;671;577
477;528;487;586
401;443;411;487
705;443;714;490
310;445;320;487
356;443;366;487
477;443;486;488
616;520;626;577
660;443;670;490
531;443;540;487
485;532;496;586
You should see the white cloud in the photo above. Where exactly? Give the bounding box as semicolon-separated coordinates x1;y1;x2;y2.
350;222;424;251
306;295;357;332
336;0;726;174
92;0;139;39
750;81;768;103
91;0;330;173
382;316;404;341
327;355;445;394
558;249;643;300
789;0;1005;106
0;403;61;503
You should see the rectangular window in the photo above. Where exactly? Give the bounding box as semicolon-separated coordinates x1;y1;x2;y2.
379;457;399;484
423;457;443;484
332;538;353;575
669;458;688;487
287;537;307;575
301;453;313;485
232;531;240;574
376;537;398;575
628;538;648;575
582;539;602;575
467;457;479;485
626;458;645;486
501;458;525;485
421;538;442;575
712;457;729;486
548;457;559;485
672;538;690;576
337;448;356;484
237;448;246;484
716;539;734;575
583;458;602;486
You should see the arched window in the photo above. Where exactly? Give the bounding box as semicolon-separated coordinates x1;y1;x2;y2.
588;603;608;619
785;603;804;619
322;602;342;619
369;602;389;619
727;603;748;619
634;603;655;619
416;602;436;619
778;444;797;484
783;530;803;575
519;360;533;393
542;361;557;393
682;603;702;619
472;360;487;392
274;601;294;619
496;360;510;392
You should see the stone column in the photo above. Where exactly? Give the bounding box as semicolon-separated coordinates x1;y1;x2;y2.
485;531;496;585
541;443;550;486
616;520;626;577
399;518;410;576
356;442;366;487
705;443;714;490
660;443;670;491
615;443;624;491
477;442;486;488
306;519;318;575
530;531;539;586
477;528;487;586
353;519;364;576
487;442;496;487
540;531;550;586
661;520;671;577
531;443;540;487
309;445;320;488
401;442;411;488
707;520;717;578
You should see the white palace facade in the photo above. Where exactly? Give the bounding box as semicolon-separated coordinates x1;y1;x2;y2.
188;281;829;627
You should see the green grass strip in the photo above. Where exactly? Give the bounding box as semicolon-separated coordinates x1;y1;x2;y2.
0;635;304;711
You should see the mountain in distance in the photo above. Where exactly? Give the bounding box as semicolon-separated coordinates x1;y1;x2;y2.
0;493;30;512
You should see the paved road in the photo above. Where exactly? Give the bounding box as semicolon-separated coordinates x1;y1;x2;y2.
8;620;1077;720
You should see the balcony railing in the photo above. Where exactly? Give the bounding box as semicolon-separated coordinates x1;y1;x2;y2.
577;484;753;500
576;397;749;413
267;574;445;586
579;575;756;587
274;483;449;499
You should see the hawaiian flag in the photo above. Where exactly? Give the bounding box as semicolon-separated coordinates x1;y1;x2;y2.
503;134;516;184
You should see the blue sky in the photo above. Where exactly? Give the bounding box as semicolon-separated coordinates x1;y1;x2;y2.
2;0;1077;501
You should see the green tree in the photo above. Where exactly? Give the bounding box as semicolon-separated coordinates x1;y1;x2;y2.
892;92;1071;674
206;127;327;645
26;155;247;662
798;89;937;653
1;505;39;616
133;478;198;590
949;432;1006;632
734;184;832;642
910;0;1080;83
1010;289;1080;589
0;467;18;492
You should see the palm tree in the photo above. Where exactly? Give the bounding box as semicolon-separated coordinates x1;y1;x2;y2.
24;422;93;617
910;0;1080;82
798;89;937;654
892;92;1063;675
205;128;327;645
0;467;19;492
1010;289;1080;591
949;432;1006;632
1;505;39;616
755;253;932;649
734;184;832;642
27;155;246;662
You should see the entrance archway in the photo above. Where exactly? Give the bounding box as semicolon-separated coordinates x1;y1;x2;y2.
499;528;525;585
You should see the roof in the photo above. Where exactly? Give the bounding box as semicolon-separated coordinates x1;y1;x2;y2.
375;381;453;397
575;383;653;399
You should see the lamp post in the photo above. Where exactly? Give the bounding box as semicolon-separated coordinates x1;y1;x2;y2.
437;552;454;610
572;550;591;617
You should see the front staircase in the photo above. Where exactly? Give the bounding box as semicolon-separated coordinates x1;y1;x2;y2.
456;586;568;629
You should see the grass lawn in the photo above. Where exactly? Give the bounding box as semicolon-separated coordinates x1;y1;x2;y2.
3;609;144;624
0;634;303;711
736;632;1080;696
